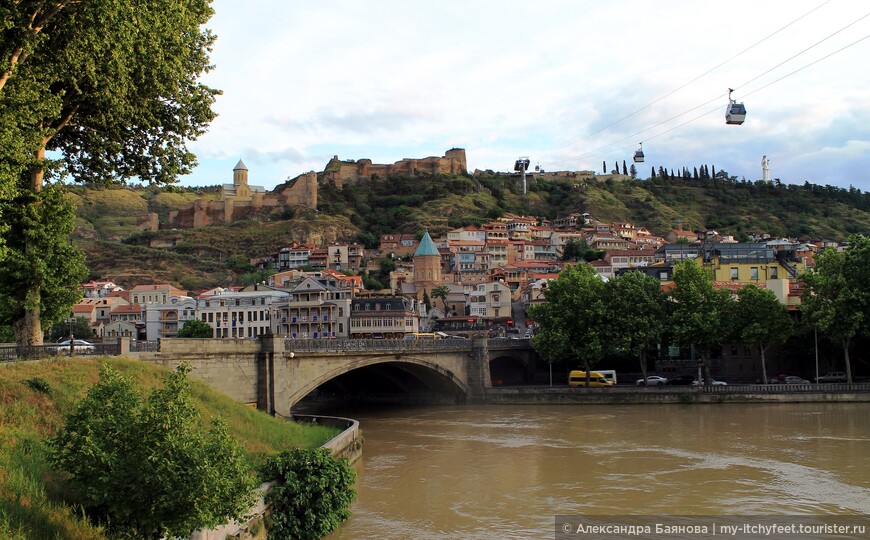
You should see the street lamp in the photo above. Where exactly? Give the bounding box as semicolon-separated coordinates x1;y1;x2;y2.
69;311;75;356
814;326;819;384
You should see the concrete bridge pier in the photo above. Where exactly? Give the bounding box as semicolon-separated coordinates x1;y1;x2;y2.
467;337;492;403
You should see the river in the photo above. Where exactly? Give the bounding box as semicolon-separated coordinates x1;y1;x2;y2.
322;403;870;539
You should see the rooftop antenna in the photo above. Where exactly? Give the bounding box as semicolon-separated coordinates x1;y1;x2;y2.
514;157;530;194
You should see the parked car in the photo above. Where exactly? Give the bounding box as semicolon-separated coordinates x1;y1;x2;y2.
636;375;668;386
816;371;847;383
55;339;96;352
770;374;809;384
669;374;696;386
692;379;728;386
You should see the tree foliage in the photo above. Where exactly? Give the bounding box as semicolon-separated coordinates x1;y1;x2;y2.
801;234;870;383
431;284;450;312
48;315;93;342
669;258;733;382
731;284;793;384
0;186;87;342
49;363;256;539
605;270;667;380
1;0;219;188
176;318;214;338
527;263;607;372
264;447;356;540
0;0;219;346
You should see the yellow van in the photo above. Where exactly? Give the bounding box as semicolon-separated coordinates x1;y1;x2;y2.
568;370;614;388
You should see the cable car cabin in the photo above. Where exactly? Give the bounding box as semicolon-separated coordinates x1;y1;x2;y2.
726;102;746;125
633;149;644;163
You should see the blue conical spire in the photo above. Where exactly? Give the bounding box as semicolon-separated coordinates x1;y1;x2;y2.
414;230;439;256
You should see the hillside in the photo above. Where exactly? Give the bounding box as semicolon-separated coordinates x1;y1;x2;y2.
70;172;870;289
0;357;339;539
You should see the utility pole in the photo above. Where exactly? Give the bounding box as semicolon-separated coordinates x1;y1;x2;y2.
514;157;530;194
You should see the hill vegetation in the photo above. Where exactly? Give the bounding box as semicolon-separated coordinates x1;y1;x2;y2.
68;169;870;290
0;357;338;539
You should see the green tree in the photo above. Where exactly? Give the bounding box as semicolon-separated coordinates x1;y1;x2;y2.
48;315;93;342
422;289;432;312
527;264;607;383
226;254;254;274
49;363;256;539
363;275;386;291
606;271;667;382
357;231;378;249
669;259;732;383
176;319;214;338
731;284;793;384
0;186;87;347
431;284;451;313
562;239;603;263
801;234;870;383
379;256;397;275
0;0;219;346
264;447;356;540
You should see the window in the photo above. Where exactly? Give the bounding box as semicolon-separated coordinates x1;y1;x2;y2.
750;267;759;280
730;268;739;280
770;267;778;279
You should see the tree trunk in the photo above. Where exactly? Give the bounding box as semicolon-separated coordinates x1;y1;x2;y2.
701;355;712;385
760;342;768;384
639;350;648;382
12;147;47;346
12;290;43;347
31;146;45;191
843;337;853;384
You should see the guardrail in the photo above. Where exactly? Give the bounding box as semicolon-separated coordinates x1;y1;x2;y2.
284;337;535;354
0;342;121;361
285;338;474;353
129;340;161;353
625;383;870;393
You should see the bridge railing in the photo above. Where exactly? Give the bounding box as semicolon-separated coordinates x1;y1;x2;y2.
0;342;121;361
696;382;870;393
487;337;531;349
285;338;473;354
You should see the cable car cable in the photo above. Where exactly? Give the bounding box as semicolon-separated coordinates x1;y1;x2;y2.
556;0;834;150
730;10;870;96
549;23;870;167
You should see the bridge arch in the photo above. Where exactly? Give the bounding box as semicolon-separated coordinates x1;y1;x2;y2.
489;350;538;386
286;353;469;409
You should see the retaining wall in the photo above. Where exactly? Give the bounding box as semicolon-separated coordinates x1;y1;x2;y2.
190;415;361;540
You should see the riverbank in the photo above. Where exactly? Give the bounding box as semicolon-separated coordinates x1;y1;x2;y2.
0;358;340;540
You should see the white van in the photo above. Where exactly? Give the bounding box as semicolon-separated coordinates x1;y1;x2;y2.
594;370;618;385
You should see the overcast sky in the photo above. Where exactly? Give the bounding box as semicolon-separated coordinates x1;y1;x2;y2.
179;0;870;192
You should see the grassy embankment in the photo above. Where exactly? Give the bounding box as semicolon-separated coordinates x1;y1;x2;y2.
0;357;339;539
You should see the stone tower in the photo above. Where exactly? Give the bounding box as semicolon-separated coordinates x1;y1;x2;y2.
233;159;249;186
413;230;442;299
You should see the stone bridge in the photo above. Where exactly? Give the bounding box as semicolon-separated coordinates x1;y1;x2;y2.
137;336;538;416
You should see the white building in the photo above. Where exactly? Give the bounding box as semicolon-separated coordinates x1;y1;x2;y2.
196;287;289;339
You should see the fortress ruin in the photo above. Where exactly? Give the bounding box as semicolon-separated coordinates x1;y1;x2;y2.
322;148;467;188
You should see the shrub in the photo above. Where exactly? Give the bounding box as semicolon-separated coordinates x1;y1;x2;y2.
22;377;51;394
264;447;356;540
176;319;214;338
49;364;256;539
